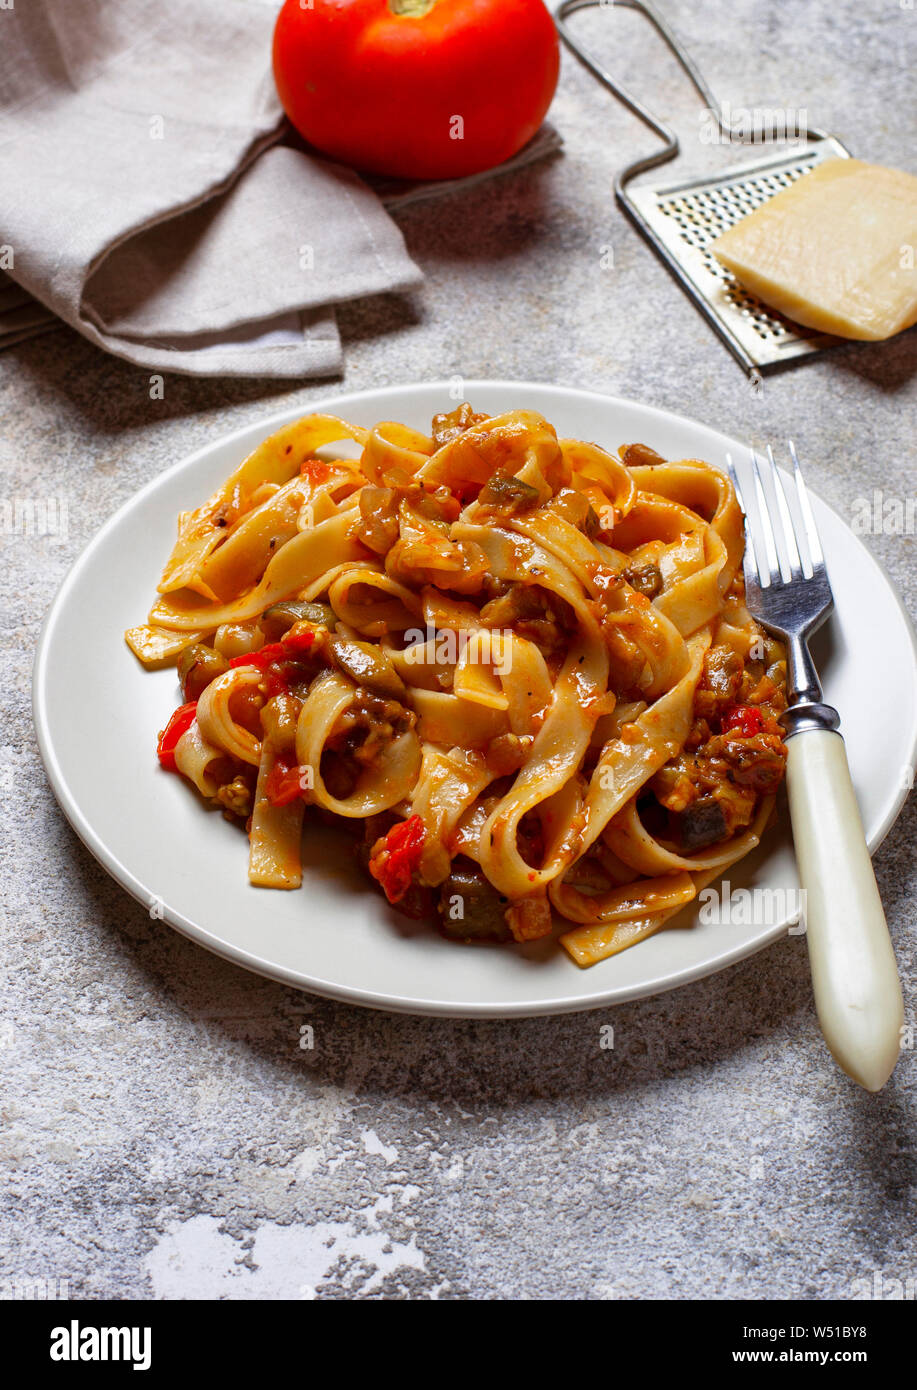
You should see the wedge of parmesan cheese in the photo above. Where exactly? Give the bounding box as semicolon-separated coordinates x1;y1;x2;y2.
711;158;917;340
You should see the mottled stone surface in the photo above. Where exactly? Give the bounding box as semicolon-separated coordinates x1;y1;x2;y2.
1;0;915;1301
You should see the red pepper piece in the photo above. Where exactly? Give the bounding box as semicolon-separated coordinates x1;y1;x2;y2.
264;758;308;807
368;814;426;905
229;642;286;671
300;458;333;485
281;628;316;657
722;705;765;737
229;629;315;673
156;701;197;772
227;629;316;698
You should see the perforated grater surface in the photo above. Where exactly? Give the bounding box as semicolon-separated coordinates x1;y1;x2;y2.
555;0;852;374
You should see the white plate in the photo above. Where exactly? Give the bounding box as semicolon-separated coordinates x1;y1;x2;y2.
33;382;917;1017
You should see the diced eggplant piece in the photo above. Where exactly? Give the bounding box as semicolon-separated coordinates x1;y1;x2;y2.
676;797;728;851
694;644;744;721
477;473;541;513
546;488;600;537
620;442;667;468
325;634;406;700
622;562;663;598
263;600;336;633
177;643;229;701
437;861;511;942
703;644;743;697
259;692;302;753
720;737;787;794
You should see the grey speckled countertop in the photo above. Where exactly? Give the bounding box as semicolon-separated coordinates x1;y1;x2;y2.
2;0;916;1301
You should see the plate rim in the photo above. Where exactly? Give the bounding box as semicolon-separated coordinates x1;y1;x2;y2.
32;379;917;1017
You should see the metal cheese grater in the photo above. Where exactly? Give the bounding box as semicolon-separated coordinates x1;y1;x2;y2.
555;0;852;374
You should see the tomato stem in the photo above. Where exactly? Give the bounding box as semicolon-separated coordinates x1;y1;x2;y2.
387;0;435;16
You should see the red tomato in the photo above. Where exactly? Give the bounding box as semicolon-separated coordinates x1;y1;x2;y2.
722;705;765;738
281;628;317;657
265;759;310;807
368;814;426;903
156;701;197;772
272;0;559;180
228;630;315;677
229;643;286;671
300;458;333;484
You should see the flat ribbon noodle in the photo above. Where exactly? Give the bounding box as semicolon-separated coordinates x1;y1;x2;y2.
160;414;368;596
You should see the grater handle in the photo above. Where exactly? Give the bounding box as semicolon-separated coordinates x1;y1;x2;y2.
554;0;832;191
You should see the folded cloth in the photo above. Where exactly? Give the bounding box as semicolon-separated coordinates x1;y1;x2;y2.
0;0;561;378
0;270;57;351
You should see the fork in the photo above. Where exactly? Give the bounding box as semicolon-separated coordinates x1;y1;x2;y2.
725;443;904;1092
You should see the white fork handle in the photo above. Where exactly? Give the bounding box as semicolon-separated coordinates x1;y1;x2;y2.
786;729;903;1092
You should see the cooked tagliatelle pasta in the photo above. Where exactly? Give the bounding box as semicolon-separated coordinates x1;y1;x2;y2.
126;404;789;966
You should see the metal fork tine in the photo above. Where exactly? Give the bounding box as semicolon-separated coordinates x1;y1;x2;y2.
766;445;804;582
724;451;746;512
750;450;782;587
789;440;825;571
